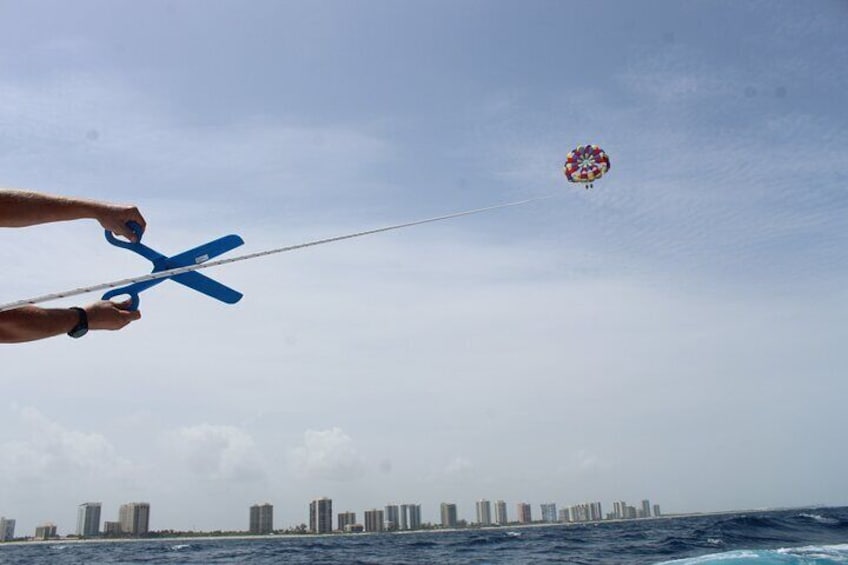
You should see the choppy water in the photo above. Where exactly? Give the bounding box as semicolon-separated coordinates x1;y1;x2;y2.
0;507;846;564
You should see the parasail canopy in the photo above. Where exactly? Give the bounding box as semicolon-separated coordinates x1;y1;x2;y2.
564;144;611;189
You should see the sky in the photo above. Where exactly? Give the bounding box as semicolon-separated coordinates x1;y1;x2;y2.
0;0;847;535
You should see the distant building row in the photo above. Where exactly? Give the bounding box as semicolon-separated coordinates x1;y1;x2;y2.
77;502;150;538
0;503;149;542
464;499;660;527
308;497;424;534
302;497;660;533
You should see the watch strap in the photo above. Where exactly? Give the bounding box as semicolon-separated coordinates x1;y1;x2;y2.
67;307;89;338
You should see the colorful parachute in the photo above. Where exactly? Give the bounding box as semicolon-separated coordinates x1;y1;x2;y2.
563;144;611;189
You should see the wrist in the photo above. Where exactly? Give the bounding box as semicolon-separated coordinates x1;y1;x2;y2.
67;307;89;338
73;198;106;222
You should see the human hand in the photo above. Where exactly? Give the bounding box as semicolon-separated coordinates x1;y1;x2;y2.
94;203;147;242
84;300;142;331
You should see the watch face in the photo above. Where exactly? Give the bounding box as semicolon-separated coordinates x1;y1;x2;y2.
68;307;89;338
69;326;89;338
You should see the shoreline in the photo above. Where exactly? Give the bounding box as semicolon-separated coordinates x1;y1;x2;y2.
0;505;836;549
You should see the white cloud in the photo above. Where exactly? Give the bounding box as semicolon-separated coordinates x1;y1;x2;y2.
0;406;134;483
168;424;264;482
289;427;365;481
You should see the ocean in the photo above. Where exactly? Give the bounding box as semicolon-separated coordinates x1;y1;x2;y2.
0;507;846;564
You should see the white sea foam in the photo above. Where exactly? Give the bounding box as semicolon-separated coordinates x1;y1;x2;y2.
798;513;840;525
170;544;191;551
706;538;724;546
658;544;848;564
777;543;848;558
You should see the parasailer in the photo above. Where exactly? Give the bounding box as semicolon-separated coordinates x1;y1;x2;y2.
564;144;611;189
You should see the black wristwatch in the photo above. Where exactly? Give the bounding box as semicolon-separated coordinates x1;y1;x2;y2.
67;307;89;338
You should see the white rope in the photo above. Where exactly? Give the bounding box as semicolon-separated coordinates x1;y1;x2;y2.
0;195;555;311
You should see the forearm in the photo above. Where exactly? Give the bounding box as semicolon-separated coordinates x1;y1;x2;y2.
0;301;141;343
0;189;101;228
0;306;78;343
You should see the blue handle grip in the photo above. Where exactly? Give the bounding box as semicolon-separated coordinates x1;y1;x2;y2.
104;221;145;248
102;287;141;311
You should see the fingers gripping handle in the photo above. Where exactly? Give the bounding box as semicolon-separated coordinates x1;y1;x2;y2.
102;221;147;311
104;221;145;248
102;287;141;311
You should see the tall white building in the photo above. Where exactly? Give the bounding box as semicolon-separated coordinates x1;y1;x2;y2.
590;502;603;521
338;511;356;532
77;503;101;537
249;503;274;534
384;505;400;531
0;518;15;542
309;497;333;534
406;504;422;530
540;503;557;523
364;509;384;533
494;500;508;525
119;502;150;536
641;500;652;518
34;523;56;540
475;500;492;526
440;503;458;528
516;503;532;524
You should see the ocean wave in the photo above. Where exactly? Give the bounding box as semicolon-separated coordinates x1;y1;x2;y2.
170;544;192;551
655;543;848;564
798;513;841;526
778;543;848;559
706;538;724;546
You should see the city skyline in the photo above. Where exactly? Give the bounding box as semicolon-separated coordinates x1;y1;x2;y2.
0;495;668;541
0;494;663;539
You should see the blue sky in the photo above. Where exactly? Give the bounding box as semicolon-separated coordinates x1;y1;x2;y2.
1;0;847;534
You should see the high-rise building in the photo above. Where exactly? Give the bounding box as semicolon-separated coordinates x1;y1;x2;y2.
406;504;422;530
249;503;274;534
119;502;150;536
77;503;101;537
558;508;570;523
494;500;508;525
309;497;333;534
364;509;384;533
516;503;532;524
653;504;661;518
338;511;356;532
440;503;458;528
570;504;587;522
399;505;410;530
475;500;492;526
590;502;603;521
34;523;56;540
0;518;15;542
540;503;557;523
641;500;651;519
613;501;629;519
384;505;400;531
